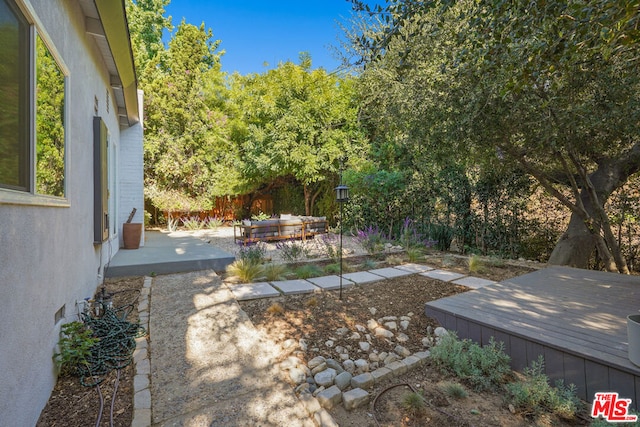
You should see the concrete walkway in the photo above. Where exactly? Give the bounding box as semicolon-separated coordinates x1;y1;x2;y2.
148;270;314;426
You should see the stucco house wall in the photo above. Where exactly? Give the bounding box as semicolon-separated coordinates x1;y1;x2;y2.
0;0;142;425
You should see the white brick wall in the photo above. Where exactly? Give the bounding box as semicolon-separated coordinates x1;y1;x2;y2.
118;90;145;248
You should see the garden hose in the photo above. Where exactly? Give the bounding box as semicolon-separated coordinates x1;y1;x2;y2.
78;302;145;387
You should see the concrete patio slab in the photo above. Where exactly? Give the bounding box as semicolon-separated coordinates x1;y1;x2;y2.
452;276;497;289
106;230;235;277
341;271;385;284
368;267;414;278
395;263;435;274
307;275;355;291
271;279;320;295
420;269;467;282
227;282;282;300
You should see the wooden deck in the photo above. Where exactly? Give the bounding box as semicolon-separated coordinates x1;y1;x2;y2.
425;266;640;409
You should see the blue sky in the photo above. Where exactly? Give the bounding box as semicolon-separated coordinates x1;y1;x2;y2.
164;0;357;75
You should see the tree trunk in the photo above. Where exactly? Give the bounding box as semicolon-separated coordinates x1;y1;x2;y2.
548;145;640;272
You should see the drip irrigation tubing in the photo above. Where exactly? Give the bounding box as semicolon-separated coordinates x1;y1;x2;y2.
371;382;474;427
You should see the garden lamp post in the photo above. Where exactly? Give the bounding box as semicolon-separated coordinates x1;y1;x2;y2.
335;172;349;300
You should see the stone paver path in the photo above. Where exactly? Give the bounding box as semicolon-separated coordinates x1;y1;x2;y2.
226;265;497;301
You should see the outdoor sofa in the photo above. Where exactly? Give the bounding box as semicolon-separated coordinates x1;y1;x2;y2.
233;214;327;245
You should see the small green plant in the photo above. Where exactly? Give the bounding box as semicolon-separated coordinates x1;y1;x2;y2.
505;356;582;420
263;263;289;281
276;239;308;262
402;391;426;416
144;210;152;226
406;247;424;262
238;243;267;265
441;382;468;399
486;256;506;268
361;259;378;270
324;263;341;274
53;321;99;376
319;233;341;261
182;215;202;230
251;211;270;221
385;255;403;265
468;254;485;273
204;216;223;230
226;259;264;283
294;264;323;279
430;331;511;391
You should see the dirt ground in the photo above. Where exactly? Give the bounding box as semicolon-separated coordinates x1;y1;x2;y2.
239;254;591;427
37;252;591;426
37;276;144;427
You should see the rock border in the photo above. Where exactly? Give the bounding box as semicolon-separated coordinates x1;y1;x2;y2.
132;276;152;427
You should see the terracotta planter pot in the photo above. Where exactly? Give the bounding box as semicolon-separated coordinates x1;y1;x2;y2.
122;223;142;249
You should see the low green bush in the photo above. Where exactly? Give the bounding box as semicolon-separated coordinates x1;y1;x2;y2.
262;263;289;281
226;259;264;283
505;356;583;420
430;331;511;391
54;321;99;376
294;264;324;279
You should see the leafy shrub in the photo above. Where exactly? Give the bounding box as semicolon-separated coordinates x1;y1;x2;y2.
182;215;202;230
276;239;308;262
430;331;511;391
204;216;223;230
430;224;454;251
361;259;378;270
356;225;387;254
54;321;99;376
505;356;582;420
399;217;425;249
406;247;424;262
251;211;270;221
226;259;264;283
263;263;289;281
238;243;267;265
294;264;324;279
318;233;340;262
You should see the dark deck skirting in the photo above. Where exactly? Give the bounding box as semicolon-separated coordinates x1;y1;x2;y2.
425;266;640;409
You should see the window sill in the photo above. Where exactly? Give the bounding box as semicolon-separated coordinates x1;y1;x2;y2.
0;188;70;207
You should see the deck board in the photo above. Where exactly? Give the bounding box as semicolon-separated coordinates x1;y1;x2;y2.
425;266;640;407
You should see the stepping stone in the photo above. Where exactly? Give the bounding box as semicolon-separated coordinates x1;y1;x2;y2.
227;282;281;300
420;269;467;282
452;276;497;289
342;271;385;284
395;263;434;273
271;279;320;295
307;275;355;291
368;267;413;278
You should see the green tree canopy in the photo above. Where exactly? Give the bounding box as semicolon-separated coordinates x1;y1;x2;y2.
350;0;640;272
